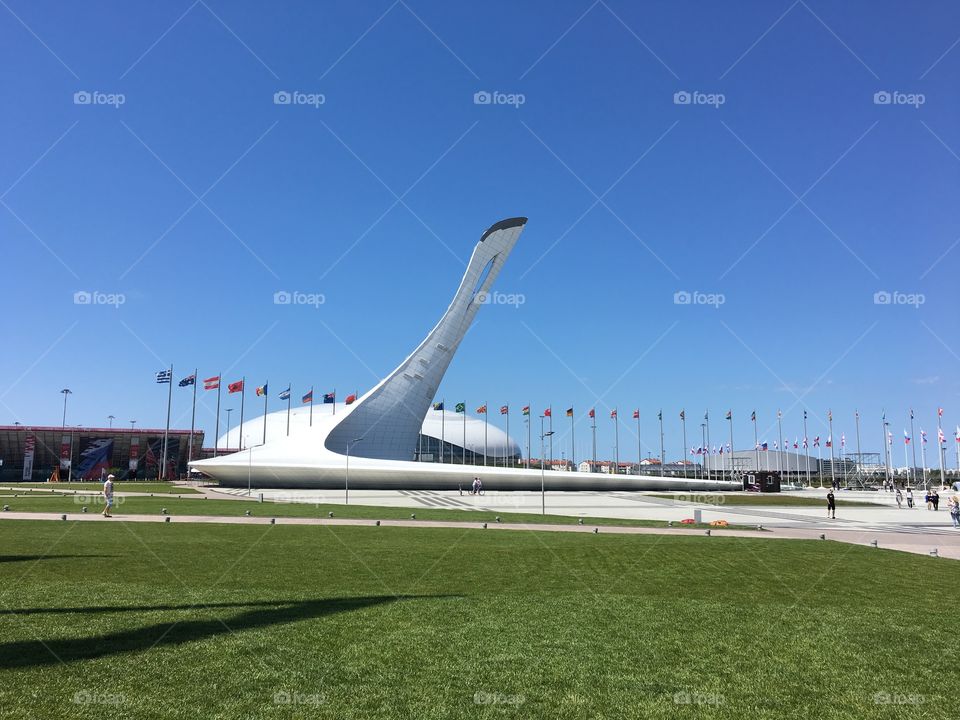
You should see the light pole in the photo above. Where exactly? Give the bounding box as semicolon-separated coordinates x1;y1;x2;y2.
345;436;365;505
130;420;136;430
108;415;115;429
60;388;71;428
540;416;554;515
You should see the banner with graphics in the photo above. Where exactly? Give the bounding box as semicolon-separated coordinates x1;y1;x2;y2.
22;435;35;480
129;435;140;471
75;438;114;480
59;435;72;470
146;437;179;479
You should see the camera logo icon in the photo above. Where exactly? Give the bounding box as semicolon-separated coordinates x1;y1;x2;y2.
873;91;892;105
73;91;92;105
673;91;691;105
273;91;292;105
274;290;292;305
873;290;891;304
473;91;492;105
74;290;92;305
673;290;692;304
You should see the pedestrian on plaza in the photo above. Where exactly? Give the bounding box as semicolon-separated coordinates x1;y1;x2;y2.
932;490;940;511
895;489;903;509
906;488;914;508
102;474;115;517
826;489;836;519
950;496;960;529
925;491;933;510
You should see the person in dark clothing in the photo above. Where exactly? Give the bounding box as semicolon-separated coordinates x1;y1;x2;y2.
826;490;836;519
932;490;940;511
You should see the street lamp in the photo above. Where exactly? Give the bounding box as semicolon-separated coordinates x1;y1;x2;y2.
130;420;136;430
108;415;115;429
345;436;365;506
540;415;554;516
60;388;72;428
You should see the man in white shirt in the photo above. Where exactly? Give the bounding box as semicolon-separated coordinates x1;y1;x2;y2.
102;474;115;517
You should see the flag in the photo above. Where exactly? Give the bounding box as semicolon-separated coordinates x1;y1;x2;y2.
904;430;911;445
657;410;662;421
588;408;595;419
802;437;808;449
704;410;709;420
803;410;807;420
841;433;846;448
939;427;946;444
178;374;196;387
279;387;291;400
725;410;732;420
256;383;268;397
345;393;357;405
476;404;487;414
432;402;444;411
203;376;220;390
499;405;508;415
610;409;617;419
827;409;832;421
955;426;960;442
814;436;820;447
855;410;859;419
888;431;893;444
910;408;915;419
679;410;685;420
228;380;244;394
938;407;944;417
455;402;465;413
544;407;552;417
522;406;530;416
323;392;335;404
302;390;314;404
632;409;639;419
794;438;799;449
156;369;171;384
751;410;756;422
824;436;830;448
773;441;778;450
761;442;768;450
921;429;927;444
777;409;782;418
566;407;573;417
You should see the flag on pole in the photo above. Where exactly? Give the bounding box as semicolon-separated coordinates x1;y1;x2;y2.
499;405;508;415
203;376;220;390
761;442;768;450
938;407;944;417
910;408;915;419
323;392;335;404
803;410;807;420
178;374;196;387
824;436;831;448
521;406;530;416
794;438;800;449
455;402;465;413
544;407;552;417
750;410;756;421
777;409;782;418
802;437;808;449
657;410;662;421
279;387;291;400
679;409;685;420
904;430;911;445
725;410;732;420
773;441;778;450
302;390;313;404
476;404;487;414
566;408;574;417
255;383;268;397
955;426;960;442
939;427;946;444
827;409;832;421
588;408;595;419
228;380;244;393
156;369;172;383
433;401;445;411
610;409;617;418
921;429;928;444
814;436;820;447
841;433;846;448
632;409;639;419
345;393;357;405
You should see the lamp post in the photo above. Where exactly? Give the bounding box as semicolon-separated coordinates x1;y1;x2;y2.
60;388;71;428
345;436;365;506
540;416;554;515
130;420;136;430
107;415;115;429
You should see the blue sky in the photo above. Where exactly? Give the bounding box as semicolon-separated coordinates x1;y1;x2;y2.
1;0;958;462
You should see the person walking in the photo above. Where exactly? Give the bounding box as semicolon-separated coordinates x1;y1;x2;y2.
932;490;940;511
826;489;836;519
895;488;903;509
101;474;115;517
906;488;914;509
950;496;960;529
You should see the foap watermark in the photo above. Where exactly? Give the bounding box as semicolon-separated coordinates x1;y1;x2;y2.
474;691;525;707
872;691;924;706
273;290;325;308
473;90;525;108
873;90;925;108
73;690;126;706
873;290;925;308
476;290;525;308
673;691;725;706
273;690;326;707
673;290;725;308
73;90;125;108
74;494;125;508
74;290;126;308
673;90;725;108
273;90;325;108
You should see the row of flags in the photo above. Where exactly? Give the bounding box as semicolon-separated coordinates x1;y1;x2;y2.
156;371;358;405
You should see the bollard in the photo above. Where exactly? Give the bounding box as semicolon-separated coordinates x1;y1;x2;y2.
165;516;171;523
3;505;9;511
259;493;263;503
870;540;878;548
667;520;673;527
482;522;487;529
756;524;763;531
930;548;938;558
61;514;67;521
819;534;826;540
496;517;501;523
270;518;276;525
705;529;711;537
375;520;380;526
161;508;168;515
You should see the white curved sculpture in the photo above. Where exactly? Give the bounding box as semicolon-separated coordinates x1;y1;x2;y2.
191;217;739;492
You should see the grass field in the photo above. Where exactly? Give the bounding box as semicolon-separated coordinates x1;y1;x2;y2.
0;520;954;719
0;494;747;530
648;493;880;507
0;482;199;494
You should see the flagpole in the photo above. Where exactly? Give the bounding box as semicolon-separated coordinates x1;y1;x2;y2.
681;412;687;479
591;411;597;472
188;367;197;471
704;411;711;477
803;411;810;487
657;408;672;478
504;407;509;468
752;412;759;472
238;376;245;450
213;372;221;458
548;409;553;470
937;410;946;488
309;386;314;427
637;412;641;476
262;380;268;444
286;383;291;436
777;411;784;479
881;414;890;487
613;409;619;473
727;412;733;480
909;410;917;485
160;364;173;480
462;404;466;465
921;430;928;485
854;410;862;487
332;388;336;416
484;403;488;466
441;399;445;464
526;405;531;470
570;409;575;470
903;433;909;480
828;411;836;488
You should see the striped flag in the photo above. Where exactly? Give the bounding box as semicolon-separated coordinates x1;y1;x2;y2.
476;404;487;414
302;390;313;404
155;369;171;383
499;405;509;415
203;376;220;390
255;384;268;397
279;387;291;400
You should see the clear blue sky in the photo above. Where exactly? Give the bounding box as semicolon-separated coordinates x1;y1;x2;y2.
1;0;958;461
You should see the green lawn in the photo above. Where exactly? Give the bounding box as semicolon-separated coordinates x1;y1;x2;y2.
0;494;745;530
648;492;880;507
1;482;199;494
0;520;953;719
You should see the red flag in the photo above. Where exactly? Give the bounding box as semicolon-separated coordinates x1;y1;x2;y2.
632;409;639;419
499;405;509;415
610;409;617;419
476;404;487;414
228;380;244;394
544;407;552;417
345;393;357;405
588;408;595;418
203;376;220;390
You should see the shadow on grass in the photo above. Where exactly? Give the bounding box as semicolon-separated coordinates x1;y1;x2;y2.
0;554;118;564
0;595;452;669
